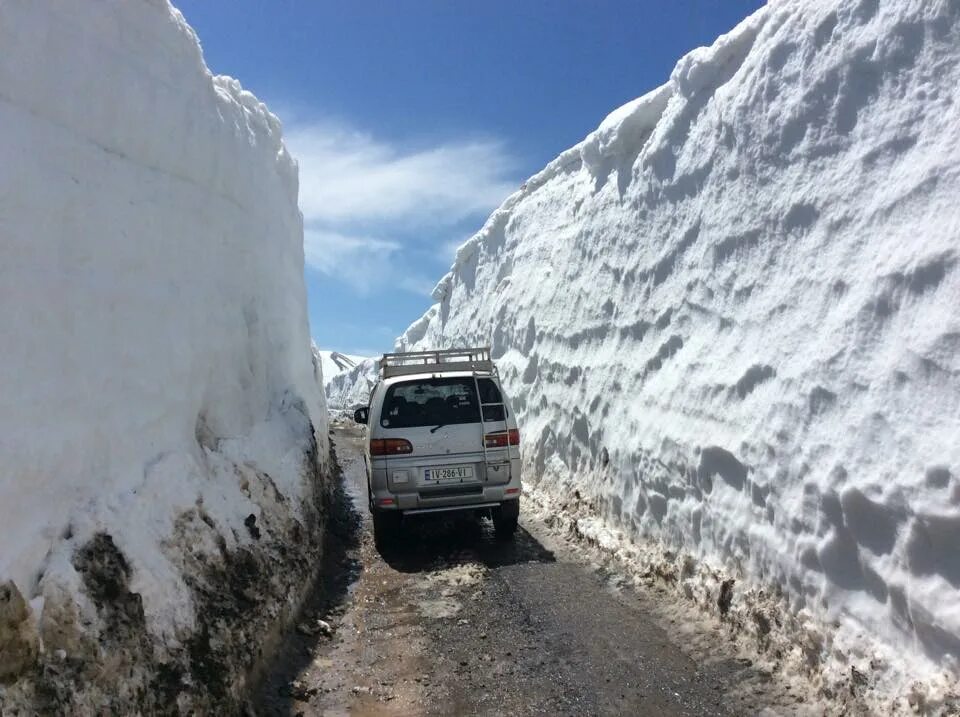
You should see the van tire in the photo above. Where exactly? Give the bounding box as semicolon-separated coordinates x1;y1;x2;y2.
493;498;519;540
373;510;401;549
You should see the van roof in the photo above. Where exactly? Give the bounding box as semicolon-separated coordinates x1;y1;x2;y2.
380;370;498;388
379;347;497;380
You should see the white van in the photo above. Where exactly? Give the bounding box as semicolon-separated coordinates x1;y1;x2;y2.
353;347;521;545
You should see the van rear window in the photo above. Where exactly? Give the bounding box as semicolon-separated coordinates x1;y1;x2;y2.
380;378;481;429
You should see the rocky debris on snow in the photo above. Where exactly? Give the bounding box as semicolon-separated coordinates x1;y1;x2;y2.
717;579;735;619
0;582;37;683
850;665;869;693
2;464;331;713
297;618;334;638
281;679;319;701
245;514;262;540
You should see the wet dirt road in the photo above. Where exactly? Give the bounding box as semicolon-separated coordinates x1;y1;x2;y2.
254;425;795;716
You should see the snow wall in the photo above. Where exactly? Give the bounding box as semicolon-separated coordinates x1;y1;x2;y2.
0;1;327;711
399;0;960;707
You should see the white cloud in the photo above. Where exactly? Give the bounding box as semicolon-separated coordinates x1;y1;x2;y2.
289;119;519;298
287;123;518;228
303;229;397;275
304;230;435;297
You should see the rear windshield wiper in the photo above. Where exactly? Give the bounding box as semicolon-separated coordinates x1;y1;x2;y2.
429;423;446;433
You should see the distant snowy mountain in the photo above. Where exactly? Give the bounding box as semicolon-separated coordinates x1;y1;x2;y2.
325;357;380;411
312;345;371;384
310;344;377;412
398;0;960;708
0;1;326;712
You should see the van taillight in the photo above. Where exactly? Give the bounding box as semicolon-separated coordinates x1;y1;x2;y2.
484;429;520;448
370;438;413;456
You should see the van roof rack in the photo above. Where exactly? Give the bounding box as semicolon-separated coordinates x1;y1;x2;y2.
379;347;497;379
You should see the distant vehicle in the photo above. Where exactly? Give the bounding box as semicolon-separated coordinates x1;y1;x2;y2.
353;347;521;545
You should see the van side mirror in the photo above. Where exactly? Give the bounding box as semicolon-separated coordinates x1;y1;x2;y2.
353;407;369;424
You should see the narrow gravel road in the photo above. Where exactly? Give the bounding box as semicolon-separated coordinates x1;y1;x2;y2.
254;425;798;716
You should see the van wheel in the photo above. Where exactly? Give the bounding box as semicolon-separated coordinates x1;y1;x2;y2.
373;510;401;549
493;499;519;540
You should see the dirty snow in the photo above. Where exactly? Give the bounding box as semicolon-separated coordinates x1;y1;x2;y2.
0;0;326;710
398;0;960;709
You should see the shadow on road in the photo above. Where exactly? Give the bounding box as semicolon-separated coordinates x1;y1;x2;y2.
251;450;363;717
378;513;556;573
253;423;562;715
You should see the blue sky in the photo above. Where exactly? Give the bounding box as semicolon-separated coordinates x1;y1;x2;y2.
175;0;765;356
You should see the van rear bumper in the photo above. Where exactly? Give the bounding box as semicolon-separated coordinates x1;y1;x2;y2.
370;461;521;513
403;502;500;516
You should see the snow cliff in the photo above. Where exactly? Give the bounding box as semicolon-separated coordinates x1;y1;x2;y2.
0;1;326;711
399;0;960;707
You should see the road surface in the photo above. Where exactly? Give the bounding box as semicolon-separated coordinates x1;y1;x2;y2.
254;424;802;716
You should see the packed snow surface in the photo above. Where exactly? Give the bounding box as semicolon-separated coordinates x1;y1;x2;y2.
0;0;325;705
399;0;960;702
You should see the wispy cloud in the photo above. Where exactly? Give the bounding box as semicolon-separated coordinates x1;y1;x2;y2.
304;230;436;296
303;230;398;276
288;123;518;229
289;120;518;298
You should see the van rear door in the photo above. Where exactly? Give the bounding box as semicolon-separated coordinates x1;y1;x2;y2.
376;376;513;489
378;376;483;457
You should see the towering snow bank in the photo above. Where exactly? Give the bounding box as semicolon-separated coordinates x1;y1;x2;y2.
400;0;960;706
0;0;326;711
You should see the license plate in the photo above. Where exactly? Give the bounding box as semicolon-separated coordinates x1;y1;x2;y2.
424;465;474;482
